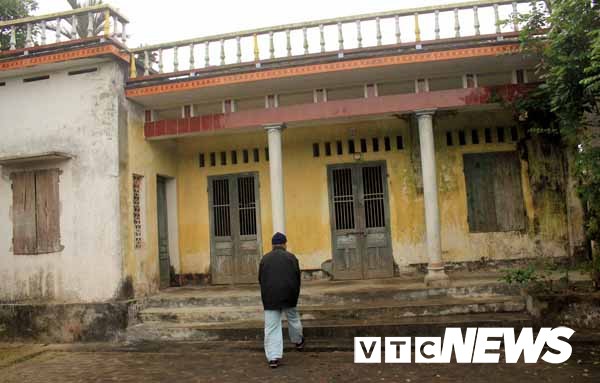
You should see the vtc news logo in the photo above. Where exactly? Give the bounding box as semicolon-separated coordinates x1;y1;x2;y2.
354;327;575;364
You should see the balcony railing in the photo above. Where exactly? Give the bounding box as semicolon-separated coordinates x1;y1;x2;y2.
0;4;129;53
129;0;547;79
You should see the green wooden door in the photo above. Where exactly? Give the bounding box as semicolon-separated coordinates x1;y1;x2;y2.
157;177;171;289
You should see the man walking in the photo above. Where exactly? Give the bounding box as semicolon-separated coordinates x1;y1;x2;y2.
258;232;305;368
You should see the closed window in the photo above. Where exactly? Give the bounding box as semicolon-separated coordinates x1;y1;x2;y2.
463;152;526;233
11;169;62;255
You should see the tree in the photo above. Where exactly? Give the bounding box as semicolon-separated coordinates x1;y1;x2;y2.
513;0;600;288
0;0;38;49
48;0;106;40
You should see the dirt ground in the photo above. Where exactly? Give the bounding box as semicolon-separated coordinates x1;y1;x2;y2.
0;341;599;382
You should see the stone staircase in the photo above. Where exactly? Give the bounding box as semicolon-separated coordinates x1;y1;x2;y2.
125;274;533;343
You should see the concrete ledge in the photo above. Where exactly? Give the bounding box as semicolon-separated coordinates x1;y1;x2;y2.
0;301;133;343
527;292;600;330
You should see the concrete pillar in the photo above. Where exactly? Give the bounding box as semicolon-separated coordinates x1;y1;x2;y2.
265;124;286;234
416;109;449;287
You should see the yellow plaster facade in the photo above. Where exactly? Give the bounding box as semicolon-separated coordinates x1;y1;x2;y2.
124;108;569;293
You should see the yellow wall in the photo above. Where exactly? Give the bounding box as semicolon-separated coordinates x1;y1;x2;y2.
122;106;178;296
173;109;569;276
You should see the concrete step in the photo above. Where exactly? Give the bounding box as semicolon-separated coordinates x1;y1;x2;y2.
139;296;525;324
125;312;534;343
144;281;521;309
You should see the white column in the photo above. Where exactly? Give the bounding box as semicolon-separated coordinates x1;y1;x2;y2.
416;110;449;286
265;124;286;234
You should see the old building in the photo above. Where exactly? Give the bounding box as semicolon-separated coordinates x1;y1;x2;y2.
0;0;584;309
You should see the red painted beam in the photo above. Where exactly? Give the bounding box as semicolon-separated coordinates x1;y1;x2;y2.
144;85;531;139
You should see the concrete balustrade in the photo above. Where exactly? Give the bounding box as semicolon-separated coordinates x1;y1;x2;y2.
0;4;129;51
129;0;543;79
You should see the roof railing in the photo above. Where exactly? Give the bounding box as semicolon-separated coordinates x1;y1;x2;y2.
129;0;547;79
0;4;129;52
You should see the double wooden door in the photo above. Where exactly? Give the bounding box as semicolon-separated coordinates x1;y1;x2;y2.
209;172;262;284
327;162;394;280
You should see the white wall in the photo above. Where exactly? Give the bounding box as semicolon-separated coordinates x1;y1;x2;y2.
0;60;126;303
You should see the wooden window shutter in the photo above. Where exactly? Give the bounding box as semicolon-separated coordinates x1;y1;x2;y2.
463;152;526;233
35;169;61;254
11;171;37;255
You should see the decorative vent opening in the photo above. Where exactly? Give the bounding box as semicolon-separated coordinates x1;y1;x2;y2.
23;75;50;83
372;138;379;152
485;128;492;143
68;67;98;76
313;143;320;157
396;136;404;150
446;131;454;146
471;129;480;144
497;127;505;143
384;137;391;151
133;175;144;249
458;131;466;146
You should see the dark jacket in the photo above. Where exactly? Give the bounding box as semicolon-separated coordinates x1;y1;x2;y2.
258;247;301;310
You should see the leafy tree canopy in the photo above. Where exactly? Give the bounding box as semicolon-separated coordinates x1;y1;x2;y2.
0;0;38;49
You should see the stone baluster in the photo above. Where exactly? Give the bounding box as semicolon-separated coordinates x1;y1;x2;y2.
173;45;179;72
205;42;210;67
10;26;16;49
269;32;275;59
434;10;440;40
395;15;401;43
356;20;362;48
454;9;460;38
286;29;292;56
189;43;195;69
103;10;110;37
236;36;242;63
121;23;127;44
25;23;33;47
113;16;118;37
473;6;480;36
512;1;519;31
158;48;164;73
338;22;344;51
71;16;77;39
414;13;421;43
144;51;150;76
220;39;226;65
130;53;137;78
56;18;61;42
319;24;326;52
253;34;260;61
376;17;382;46
494;4;502;36
87;12;94;37
303;27;309;54
41;21;47;45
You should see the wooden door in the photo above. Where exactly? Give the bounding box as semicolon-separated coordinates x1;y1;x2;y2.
156;177;171;289
328;162;393;280
209;172;262;285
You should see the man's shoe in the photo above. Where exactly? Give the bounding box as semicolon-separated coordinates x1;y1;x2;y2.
295;336;305;351
269;359;279;369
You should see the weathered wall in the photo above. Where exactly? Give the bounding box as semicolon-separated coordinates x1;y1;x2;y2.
174;109;569;276
0;61;125;302
121;104;178;297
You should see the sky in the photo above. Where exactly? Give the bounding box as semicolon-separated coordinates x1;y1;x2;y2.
34;0;472;48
